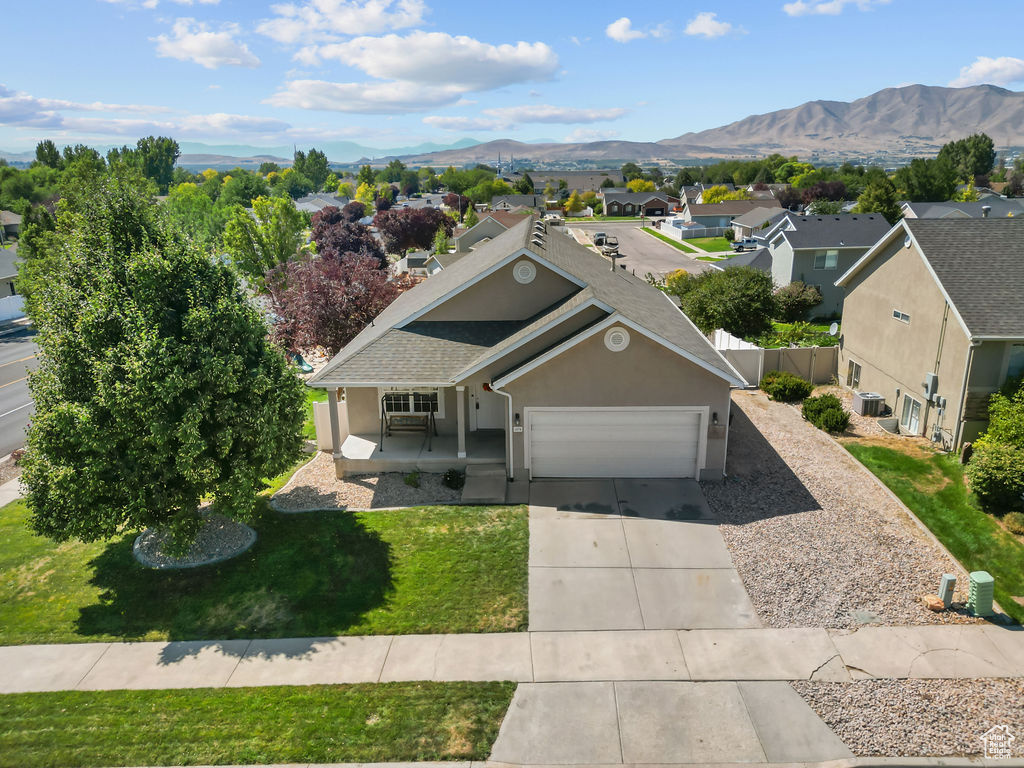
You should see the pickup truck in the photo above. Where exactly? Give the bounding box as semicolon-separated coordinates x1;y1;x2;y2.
732;238;759;252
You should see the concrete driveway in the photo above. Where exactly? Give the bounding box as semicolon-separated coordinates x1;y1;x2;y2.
572;221;720;279
528;479;760;631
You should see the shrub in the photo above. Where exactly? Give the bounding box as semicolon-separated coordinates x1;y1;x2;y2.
670;266;778;338
775;281;823;322
965;440;1024;512
403;470;421;488
802;394;850;433
1004;511;1024;536
442;468;465;490
760;370;813;402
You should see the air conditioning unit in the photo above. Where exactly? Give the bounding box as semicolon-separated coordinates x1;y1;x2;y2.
853;391;885;417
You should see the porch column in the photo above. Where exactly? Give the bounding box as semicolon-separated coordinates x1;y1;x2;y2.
327;387;343;458
456;386;467;458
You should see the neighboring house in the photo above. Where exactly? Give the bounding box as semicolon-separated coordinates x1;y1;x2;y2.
394;251;431;277
603;191;678;217
681;200;768;228
680;186;701;207
309;216;746;482
900;199;1024;219
453;210;530;253
0;243;18;297
760;213;891;317
0;210;21;243
491;195;545;211
424;251;465;275
730;207;787;240
294;193;351;215
715;247;773;273
835;218;1024;449
527;171;624;194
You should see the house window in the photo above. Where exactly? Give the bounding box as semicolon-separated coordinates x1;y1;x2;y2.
892;309;911;323
6;282;14;295
847;360;861;389
1007;343;1024;382
379;388;444;419
813;249;839;269
900;395;922;434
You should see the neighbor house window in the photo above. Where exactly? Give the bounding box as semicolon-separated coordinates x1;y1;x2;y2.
379;388;444;419
847;360;861;389
892;309;911;323
900;395;922;434
813;249;839;269
1007;343;1024;382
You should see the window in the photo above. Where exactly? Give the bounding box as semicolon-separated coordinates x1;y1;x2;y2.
892;309;911;323
1007;343;1024;382
900;395;922;434
813;249;839;270
379;389;444;419
847;360;861;389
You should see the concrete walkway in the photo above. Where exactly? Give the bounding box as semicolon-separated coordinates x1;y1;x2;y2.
0;476;22;507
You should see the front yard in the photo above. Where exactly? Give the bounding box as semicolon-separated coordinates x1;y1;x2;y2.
641;227;698;253
0;498;527;644
686;236;733;252
0;681;515;767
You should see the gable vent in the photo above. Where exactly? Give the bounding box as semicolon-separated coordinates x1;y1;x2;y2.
604;326;631;352
513;259;537;284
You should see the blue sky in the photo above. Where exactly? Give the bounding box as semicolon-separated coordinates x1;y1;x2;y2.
1;0;1023;155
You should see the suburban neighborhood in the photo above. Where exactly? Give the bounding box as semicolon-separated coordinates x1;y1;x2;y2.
1;1;1024;766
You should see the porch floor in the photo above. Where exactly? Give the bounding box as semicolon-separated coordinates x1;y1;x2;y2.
337;430;506;476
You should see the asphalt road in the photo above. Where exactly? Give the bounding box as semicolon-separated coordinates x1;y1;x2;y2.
0;326;38;457
571;221;720;279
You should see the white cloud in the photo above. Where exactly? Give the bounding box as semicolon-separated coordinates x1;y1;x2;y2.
423;104;627;132
782;0;889;16
153;18;260;69
265;79;465;113
257;0;426;45
99;0;219;8
950;56;1024;87
684;12;738;38
422;116;503;132
564;128;620;143
605;17;646;43
302;32;558;91
0;84;168;129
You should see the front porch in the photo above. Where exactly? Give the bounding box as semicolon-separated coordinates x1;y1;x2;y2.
335;429;507;477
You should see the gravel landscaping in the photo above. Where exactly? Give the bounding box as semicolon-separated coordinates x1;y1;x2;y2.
272;451;462;511
792;679;1024;757
703;390;981;628
133;513;256;569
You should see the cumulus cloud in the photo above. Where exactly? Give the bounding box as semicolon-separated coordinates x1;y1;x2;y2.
422;115;503;132
153;18;260;69
606;17;645;43
257;0;426;44
99;0;219;8
684;12;739;38
0;84;168;129
564;128;620;143
265;79;465;113
423;104;627;132
782;0;889;16
950;56;1024;87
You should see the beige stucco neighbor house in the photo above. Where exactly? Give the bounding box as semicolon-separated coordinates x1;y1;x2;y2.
835;218;1024;449
309;216;746;482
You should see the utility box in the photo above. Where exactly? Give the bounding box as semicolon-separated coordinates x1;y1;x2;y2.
967;571;995;617
853;392;885;416
923;372;939;401
939;574;956;608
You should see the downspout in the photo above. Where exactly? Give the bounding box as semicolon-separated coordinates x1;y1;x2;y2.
953;339;981;451
484;383;514;481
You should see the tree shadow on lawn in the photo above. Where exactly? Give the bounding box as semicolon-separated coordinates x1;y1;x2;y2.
75;506;393;659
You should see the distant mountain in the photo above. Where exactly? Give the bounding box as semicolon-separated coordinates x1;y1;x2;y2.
176;138;482;166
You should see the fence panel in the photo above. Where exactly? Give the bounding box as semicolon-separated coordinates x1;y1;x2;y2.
0;295;25;324
712;328;838;386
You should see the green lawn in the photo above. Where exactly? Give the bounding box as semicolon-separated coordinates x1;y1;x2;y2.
565;215;641;222
302;384;323;440
686;236;734;252
845;444;1024;624
0;499;528;644
696;255;727;262
641;227;698;253
0;682;515;767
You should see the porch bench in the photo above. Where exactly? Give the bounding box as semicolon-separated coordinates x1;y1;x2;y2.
381;411;438;452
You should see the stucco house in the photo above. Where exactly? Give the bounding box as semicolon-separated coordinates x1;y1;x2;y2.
453;210;530;252
835;218;1024;449
730;207;786;240
760;213;891;317
309;216;746;483
491;195;545;211
681;200;768;228
602;191;678;217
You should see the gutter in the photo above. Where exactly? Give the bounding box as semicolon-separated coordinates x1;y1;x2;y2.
953;339;981;450
484;382;514;481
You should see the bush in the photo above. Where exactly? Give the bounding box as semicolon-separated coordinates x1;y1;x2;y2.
442;468;465;490
775;281;823;322
403;470;421;488
965;440;1024;512
760;370;813;402
802;394;850;433
669;266;777;338
1004;511;1024;536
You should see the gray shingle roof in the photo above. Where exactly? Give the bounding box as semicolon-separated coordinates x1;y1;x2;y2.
730;207;786;230
685;201;769;217
904;199;1024;219
492;195;544;208
718;247;773;272
0;243;18;279
903;218;1024;338
779;214;890;249
603;191;673;206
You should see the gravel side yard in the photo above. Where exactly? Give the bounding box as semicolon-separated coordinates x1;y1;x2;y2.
273;452;462;511
703;390;980;627
792;679;1024;757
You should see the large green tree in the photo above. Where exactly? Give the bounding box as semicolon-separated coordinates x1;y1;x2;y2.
938;133;996;179
34;140;61;169
893;157;958;202
222;195;305;285
854;177;903;224
107;136;180;193
20;168;305;546
294;148;330;192
665;266;777;338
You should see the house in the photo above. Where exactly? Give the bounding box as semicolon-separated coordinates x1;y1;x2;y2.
730;207;787;240
0;243;18;298
715;247;773;273
424;251;465;275
602;191;678;217
900;199;1024;219
394;251;432;277
293;193;351;214
760;213;891;317
681;200;770;229
309;215;746;483
453;210;530;253
835;218;1024;449
0;210;21;243
491;194;545;211
527;171;624;194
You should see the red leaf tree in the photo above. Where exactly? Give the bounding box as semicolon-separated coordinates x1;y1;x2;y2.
310;204;385;268
373;207;454;255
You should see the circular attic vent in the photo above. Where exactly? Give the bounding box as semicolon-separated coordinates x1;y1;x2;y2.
604;326;631;352
513;260;537;284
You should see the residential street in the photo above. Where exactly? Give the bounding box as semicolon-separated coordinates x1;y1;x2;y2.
0;325;38;457
571;220;720;280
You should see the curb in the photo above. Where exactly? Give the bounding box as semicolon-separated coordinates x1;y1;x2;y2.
119;759;1024;768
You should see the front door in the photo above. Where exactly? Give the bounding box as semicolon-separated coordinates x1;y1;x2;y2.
471;385;506;430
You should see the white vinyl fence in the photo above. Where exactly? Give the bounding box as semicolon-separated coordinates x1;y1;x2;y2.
657;220;732;242
713;328;838;386
0;295;25;324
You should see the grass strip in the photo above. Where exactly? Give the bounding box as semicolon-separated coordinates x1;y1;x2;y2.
641;227;698;254
686;236;734;252
845;444;1024;624
0;682;516;767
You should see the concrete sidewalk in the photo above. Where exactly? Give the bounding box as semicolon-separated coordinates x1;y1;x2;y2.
2;625;1022;694
0;476;22;507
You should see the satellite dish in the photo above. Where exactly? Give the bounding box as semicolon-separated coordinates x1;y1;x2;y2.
828;322;839;336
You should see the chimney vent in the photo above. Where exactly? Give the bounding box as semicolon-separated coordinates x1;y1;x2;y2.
982;205;991;218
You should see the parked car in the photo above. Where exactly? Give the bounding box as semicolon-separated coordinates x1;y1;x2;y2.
600;236;619;256
732;238;759;252
544;214;564;225
592;232;607;247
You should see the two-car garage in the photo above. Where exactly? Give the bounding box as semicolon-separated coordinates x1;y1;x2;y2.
524;407;707;479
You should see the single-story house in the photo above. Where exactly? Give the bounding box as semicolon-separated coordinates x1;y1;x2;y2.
491;195;545;211
394;251;432;277
681;200;770;228
453;210;530;253
730;207;787;240
900;199;1024;219
603;191;678;217
527;171;624;194
835;218;1024;449
0;210;21;243
1;243;18;297
760;213;891;317
294;193;351;215
309;215;746;482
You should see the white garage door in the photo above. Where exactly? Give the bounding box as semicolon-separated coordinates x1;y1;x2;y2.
527;408;704;479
